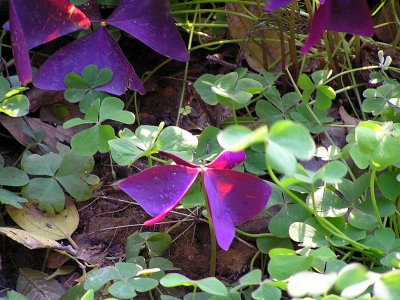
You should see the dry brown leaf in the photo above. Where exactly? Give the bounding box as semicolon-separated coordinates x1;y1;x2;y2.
0;115;79;148
226;3;288;72
26;89;65;113
339;106;359;126
0;227;76;254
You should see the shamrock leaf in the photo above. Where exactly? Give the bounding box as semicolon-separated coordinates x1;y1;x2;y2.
109;124;197;166
21;147;97;213
64;97;135;156
298;70;336;110
0;154;29;208
266;120;315;175
64;64;113;112
195;70;263;110
350;121;400;170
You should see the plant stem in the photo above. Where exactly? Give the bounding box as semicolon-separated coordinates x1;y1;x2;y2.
192;286;198;300
288;1;299;79
201;175;217;277
370;167;384;228
235;228;274;238
286;68;358;182
176;4;198;126
250;251;260;270
266;164;383;258
67;237;79;250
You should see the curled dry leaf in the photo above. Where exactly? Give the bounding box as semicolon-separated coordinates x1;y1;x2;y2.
17;268;66;300
0;115;81;149
0;227;76;254
226;3;288;72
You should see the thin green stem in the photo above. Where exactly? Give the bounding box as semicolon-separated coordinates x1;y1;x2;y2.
335;83;366;94
149;156;169;164
202;174;217;277
192;286;197;300
323;32;338;75
286;68;357;182
176;5;198;126
370;167;384;228
341;38;366;120
67;236;79;250
324;66;380;85
232;107;238;125
148;156;153;168
266;164;383;258
288;1;299;78
250;251;260;270
54;250;86;273
235;228;274;238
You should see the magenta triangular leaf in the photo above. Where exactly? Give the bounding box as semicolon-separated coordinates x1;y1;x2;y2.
263;0;293;11
119;165;199;222
203;169;271;250
205;150;246;170
9;0;90;86
10;0;90;49
33;27;145;95
159;151;199;168
9;0;31;85
106;0;189;62
301;0;373;53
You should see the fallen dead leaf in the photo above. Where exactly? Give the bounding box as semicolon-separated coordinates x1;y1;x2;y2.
0;227;76;255
226;3;288;72
7;198;79;241
0;115;81;149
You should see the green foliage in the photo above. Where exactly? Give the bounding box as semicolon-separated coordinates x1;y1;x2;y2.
362;82;400;116
256;89;300;126
218;120;315;176
298;70;336;110
83;263;158;299
126;231;172;259
63;97;135;156
194;68;268;110
21;145;98;213
0;77;29;117
349;121;400;170
64;65;113;112
0;154;28;208
109;123;198;166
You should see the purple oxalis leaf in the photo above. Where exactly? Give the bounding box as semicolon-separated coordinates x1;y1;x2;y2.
263;0;373;53
118;165;199;223
10;0;90;49
76;0;102;23
9;0;31;85
159;150;199;168
33;26;145;95
203;169;271;250
264;0;293;11
118;150;271;250
9;0;90;85
106;0;189;62
301;0;374;53
205;150;246;170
